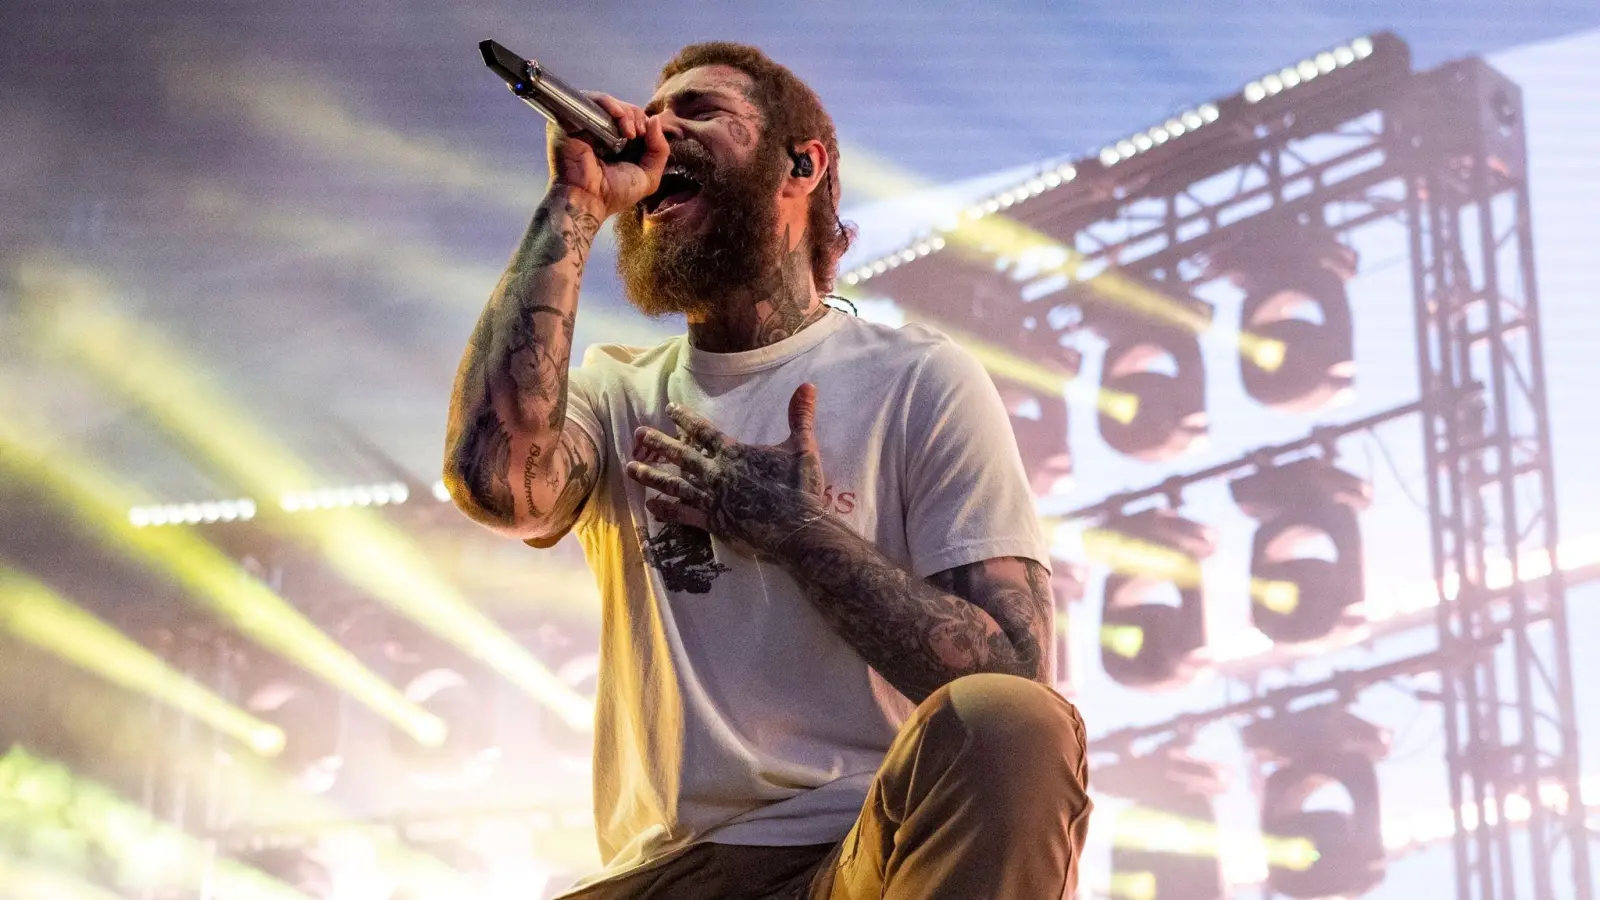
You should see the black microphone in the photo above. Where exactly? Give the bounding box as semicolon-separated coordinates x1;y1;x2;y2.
479;39;647;164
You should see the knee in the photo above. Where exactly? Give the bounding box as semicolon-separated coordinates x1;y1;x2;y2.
920;673;1086;772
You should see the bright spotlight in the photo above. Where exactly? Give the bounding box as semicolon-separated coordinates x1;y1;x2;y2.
1099;749;1228;900
1091;510;1215;689
1231;459;1372;644
243;667;351;795
1075;278;1212;461
1218;228;1358;412
1245;708;1390;898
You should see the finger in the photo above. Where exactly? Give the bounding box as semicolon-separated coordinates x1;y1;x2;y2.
588;93;637;139
633;426;709;475
787;383;818;442
667;403;725;454
638;117;669;179
646;496;712;531
625;461;709;505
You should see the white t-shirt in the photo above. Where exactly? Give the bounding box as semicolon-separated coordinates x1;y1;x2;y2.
554;309;1051;885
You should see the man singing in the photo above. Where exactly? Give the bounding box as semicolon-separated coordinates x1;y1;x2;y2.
443;42;1090;899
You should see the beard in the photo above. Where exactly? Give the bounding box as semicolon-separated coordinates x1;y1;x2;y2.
615;138;785;319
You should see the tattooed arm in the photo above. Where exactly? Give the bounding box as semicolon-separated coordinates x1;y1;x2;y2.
442;188;602;538
444;91;666;539
781;520;1053;702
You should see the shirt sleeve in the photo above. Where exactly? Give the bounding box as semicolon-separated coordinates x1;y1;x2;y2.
900;336;1053;579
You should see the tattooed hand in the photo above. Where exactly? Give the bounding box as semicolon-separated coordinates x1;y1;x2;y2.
626;384;828;554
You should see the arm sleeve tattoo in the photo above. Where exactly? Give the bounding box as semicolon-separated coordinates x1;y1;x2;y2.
442;189;603;536
776;514;1054;702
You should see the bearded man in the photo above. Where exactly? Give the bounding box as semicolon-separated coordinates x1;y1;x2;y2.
444;42;1090;899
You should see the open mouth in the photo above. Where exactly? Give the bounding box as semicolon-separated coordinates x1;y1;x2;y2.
644;165;705;218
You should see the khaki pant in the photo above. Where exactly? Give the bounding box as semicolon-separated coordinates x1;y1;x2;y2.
562;674;1092;900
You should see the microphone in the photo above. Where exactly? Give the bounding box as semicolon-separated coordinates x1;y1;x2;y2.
479;39;647;163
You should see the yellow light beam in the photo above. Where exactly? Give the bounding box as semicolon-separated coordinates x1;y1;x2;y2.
0;746;316;900
1114;805;1320;871
0;569;286;757
0;419;445;748
17;260;594;730
161;53;544;210
1107;871;1158;900
1081;527;1203;587
5;663;486;895
1102;624;1147;659
184;185;673;353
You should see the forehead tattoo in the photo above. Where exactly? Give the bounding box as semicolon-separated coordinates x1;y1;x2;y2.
645;75;760;119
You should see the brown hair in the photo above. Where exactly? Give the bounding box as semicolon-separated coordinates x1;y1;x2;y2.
658;42;855;293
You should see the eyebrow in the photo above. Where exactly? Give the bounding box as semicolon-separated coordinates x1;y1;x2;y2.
644;87;739;117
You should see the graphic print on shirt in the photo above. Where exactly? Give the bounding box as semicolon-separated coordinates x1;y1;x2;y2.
637;522;730;594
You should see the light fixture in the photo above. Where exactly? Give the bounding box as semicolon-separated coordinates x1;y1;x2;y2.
128;498;256;528
1230;458;1372;643
1241;35;1389;106
1074;277;1213;461
243;669;347;796
1098;104;1221;169
1245;707;1390;898
385;636;499;791
1098;748;1228;900
1091;509;1215;689
1217;227;1358;412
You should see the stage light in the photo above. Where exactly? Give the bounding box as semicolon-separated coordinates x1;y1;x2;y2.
385;635;501;791
130;498;257;528
1074;278;1212;460
1089;510;1215;689
0;569;285;757
243;670;347;795
1215;228;1357;412
1098;103;1222;169
1245;708;1390;898
1242;35;1388;105
1098;749;1228;900
18;268;595;729
0;420;445;748
1231;459;1371;644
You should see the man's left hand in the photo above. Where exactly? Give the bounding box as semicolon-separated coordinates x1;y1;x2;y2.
626;383;827;554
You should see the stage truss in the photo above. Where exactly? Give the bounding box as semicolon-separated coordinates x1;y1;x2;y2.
857;31;1592;900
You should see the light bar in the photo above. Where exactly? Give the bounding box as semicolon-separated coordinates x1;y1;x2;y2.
0;421;447;748
1243;36;1376;104
127;480;456;528
841;236;948;286
841;161;1079;286
280;480;409;512
129;498;257;528
1098;103;1220;168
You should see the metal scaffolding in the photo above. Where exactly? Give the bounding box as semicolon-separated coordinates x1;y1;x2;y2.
857;32;1592;900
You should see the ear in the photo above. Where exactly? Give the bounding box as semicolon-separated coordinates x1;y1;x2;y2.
779;138;829;200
